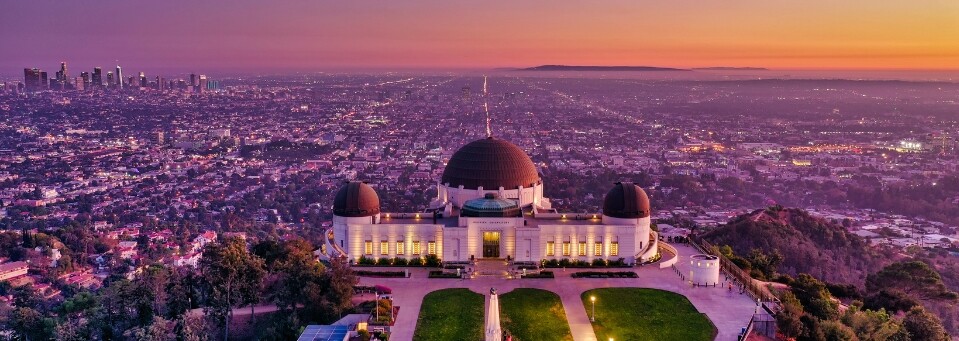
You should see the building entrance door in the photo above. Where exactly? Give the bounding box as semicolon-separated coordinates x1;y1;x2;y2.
482;231;501;258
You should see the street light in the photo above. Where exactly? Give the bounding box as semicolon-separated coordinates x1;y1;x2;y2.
590;295;596;322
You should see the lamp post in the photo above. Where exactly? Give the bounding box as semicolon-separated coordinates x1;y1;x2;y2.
590;295;596;322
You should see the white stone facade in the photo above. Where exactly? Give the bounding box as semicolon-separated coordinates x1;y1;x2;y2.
335;212;656;265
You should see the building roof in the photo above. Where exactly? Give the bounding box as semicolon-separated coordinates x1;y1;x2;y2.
441;137;541;190
296;325;349;341
603;182;651;219
461;193;522;218
333;182;380;217
0;261;28;273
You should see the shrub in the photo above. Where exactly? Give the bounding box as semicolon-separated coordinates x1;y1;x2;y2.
571;271;638;279
392;258;408;266
375;257;391;266
522;271;554;279
355;270;406;278
424;254;441;267
409;257;423;266
592;258;607;267
428;271;460;278
357;256;376;265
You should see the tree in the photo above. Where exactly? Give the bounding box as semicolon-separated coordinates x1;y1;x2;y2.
902;306;950;341
863;289;920;313
123;316;175;341
840;306;909;341
54;316;93;341
319;257;357;321
199;237;265;341
820;319;858;341
792;273;838;320
269;240;325;318
866;261;958;302
174;315;211;341
8;307;54;341
777;291;805;339
165;268;197;319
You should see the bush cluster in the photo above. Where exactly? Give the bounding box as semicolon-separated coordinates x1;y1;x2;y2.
541;258;629;268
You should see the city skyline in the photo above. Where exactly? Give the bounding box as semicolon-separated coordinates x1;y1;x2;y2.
2;1;958;72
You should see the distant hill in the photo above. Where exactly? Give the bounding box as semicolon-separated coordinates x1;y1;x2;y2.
520;65;688;72
702;206;891;286
692;67;769;71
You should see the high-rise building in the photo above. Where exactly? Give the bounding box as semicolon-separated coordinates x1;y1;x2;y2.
139;72;147;88
156;76;164;91
198;75;208;93
190;74;198;90
80;72;90;89
106;72;114;87
92;67;103;88
57;62;68;82
74;77;85;91
115;65;123;89
23;68;42;91
39;71;48;90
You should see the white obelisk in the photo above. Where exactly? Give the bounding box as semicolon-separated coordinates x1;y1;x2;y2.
485;288;502;341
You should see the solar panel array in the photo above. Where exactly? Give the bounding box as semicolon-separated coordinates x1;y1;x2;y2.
296;325;350;341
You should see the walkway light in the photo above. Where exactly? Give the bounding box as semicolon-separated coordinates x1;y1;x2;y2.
590;295;596;322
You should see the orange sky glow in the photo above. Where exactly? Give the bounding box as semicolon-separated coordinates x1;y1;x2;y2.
2;0;958;71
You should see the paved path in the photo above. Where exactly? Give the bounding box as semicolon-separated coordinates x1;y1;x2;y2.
359;244;757;341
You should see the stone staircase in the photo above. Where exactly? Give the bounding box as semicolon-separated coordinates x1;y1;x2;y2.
473;259;510;278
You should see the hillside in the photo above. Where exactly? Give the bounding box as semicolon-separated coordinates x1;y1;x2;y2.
702;206;891;286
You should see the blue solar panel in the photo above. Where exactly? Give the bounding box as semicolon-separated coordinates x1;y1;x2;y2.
296;325;350;341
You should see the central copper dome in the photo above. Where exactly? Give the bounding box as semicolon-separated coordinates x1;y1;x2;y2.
441;137;540;190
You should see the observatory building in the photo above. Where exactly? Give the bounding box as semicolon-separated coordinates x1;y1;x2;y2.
330;137;658;264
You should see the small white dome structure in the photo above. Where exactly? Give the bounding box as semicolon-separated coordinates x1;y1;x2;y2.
689;254;720;286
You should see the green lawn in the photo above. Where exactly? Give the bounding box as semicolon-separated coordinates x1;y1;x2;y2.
413;288;484;341
500;288;573;341
582;288;716;341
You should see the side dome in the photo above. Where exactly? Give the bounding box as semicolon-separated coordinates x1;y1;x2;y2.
441;137;540;190
461;193;521;218
333;182;380;217
603;182;650;219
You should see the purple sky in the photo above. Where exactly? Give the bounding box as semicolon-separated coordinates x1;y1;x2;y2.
3;0;957;76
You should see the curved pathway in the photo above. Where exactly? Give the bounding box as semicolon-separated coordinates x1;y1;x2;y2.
359;244;756;341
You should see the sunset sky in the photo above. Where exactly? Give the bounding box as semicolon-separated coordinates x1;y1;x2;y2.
2;0;958;73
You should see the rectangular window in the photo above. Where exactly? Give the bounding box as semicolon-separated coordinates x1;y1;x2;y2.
610;242;619;256
413;241;421;255
396;241;405;255
578;242;587;256
562;242;571;256
428;241;436;255
364;241;373;255
380;241;389;255
546;241;555;256
594;242;603;256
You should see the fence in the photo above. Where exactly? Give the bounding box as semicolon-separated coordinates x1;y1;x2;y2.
689;236;778;304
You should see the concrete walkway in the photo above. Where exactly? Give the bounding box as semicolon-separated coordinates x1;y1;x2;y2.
358;243;757;341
